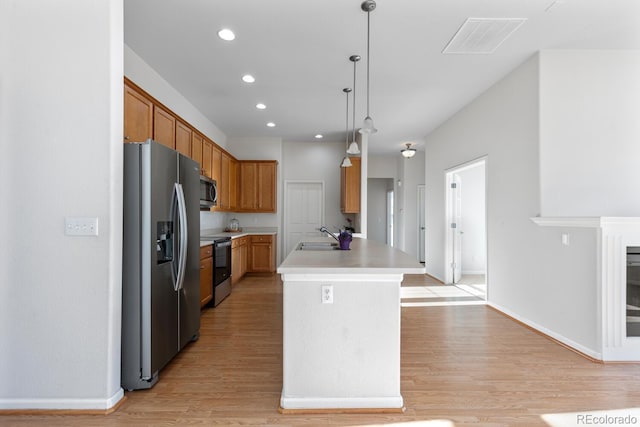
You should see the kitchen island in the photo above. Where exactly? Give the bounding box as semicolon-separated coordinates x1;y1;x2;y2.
277;237;425;413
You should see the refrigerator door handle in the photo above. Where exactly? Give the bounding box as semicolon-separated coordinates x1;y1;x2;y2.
174;183;188;290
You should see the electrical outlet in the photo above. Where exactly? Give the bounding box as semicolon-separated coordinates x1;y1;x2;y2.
65;217;99;236
321;285;333;304
562;233;570;246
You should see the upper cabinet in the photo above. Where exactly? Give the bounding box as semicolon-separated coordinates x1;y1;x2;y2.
153;105;176;149
123;83;153;143
175;120;192;157
124;78;277;214
239;161;277;213
191;132;204;173
202;139;213;180
341;157;360;213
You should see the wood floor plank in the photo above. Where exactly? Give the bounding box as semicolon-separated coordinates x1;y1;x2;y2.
3;273;640;426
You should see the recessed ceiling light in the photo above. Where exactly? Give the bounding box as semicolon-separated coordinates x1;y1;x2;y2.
242;74;255;83
266;122;276;128
256;103;266;110
315;134;323;139
217;28;235;41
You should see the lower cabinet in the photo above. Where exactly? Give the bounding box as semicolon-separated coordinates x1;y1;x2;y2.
231;234;277;284
248;235;276;273
231;236;249;285
199;245;213;307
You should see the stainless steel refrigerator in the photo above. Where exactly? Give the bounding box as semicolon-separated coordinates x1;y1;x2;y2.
122;139;201;391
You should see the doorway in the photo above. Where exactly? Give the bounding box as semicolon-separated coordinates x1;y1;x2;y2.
444;158;487;299
283;181;324;256
367;178;394;245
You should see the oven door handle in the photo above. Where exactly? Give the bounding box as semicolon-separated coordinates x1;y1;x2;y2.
628;261;640;266
215;241;232;248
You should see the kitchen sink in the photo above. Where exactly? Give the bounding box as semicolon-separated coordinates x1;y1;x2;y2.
297;242;340;251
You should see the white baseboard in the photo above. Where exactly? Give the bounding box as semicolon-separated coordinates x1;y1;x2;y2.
488;302;602;361
0;388;124;410
461;270;486;275
280;395;404;410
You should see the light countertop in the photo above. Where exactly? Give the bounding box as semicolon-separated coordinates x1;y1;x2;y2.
277;237;425;275
200;227;277;240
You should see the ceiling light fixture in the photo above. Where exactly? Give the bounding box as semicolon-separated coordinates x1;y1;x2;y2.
315;134;323;139
359;0;377;135
346;55;361;155
401;143;417;158
256;103;266;110
242;74;255;83
266;122;275;128
217;28;236;41
341;88;353;168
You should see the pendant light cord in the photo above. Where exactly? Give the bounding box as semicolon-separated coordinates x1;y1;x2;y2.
352;59;357;142
345;90;349;150
366;10;371;117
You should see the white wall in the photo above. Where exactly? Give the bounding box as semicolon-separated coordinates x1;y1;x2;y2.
367;178;392;244
0;0;124;409
457;164;486;274
401;153;425;259
425;53;600;355
539;51;640;217
124;45;227;148
282;141;345;231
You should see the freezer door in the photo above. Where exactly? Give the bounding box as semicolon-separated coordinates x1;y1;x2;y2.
178;154;201;348
144;142;180;377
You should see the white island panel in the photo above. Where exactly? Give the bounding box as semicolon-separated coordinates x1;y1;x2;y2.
278;237;424;412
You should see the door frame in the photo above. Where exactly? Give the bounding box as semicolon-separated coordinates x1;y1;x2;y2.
444;157;488;295
283;180;325;256
417;185;425;263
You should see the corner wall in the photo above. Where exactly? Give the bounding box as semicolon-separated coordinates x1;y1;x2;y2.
425;53;599;355
0;0;124;409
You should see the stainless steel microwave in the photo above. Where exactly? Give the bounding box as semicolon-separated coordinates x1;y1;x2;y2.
199;175;217;208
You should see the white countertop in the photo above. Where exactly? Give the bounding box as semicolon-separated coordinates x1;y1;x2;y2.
200;227;277;240
200;240;214;247
277;237;425;274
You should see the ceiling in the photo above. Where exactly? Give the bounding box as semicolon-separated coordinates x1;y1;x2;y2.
124;0;640;155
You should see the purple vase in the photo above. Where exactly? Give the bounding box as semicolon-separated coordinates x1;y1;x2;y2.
338;231;352;250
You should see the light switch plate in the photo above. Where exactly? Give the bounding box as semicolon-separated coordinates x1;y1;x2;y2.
65;217;99;236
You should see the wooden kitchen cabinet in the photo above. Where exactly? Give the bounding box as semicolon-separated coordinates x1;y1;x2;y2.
248;234;276;273
153;105;176;149
202;139;213;180
123;83;153;143
211;145;222;210
341;156;360;213
231;236;250;285
239;161;277;213
219;152;231;210
191;132;203;173
175;120;192;157
199;245;213;307
229;158;238;211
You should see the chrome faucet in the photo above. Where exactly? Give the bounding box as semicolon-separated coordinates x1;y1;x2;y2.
318;226;340;243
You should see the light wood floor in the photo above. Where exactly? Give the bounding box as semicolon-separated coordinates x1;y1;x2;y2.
4;274;640;426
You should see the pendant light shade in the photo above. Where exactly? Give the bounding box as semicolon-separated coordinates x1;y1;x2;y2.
347;55;361;155
359;0;378;135
341;87;353;167
401;143;417;158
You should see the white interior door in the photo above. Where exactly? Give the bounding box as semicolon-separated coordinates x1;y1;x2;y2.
417;185;425;263
284;181;324;256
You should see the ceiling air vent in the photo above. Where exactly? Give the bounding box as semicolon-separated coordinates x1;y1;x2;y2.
443;18;527;54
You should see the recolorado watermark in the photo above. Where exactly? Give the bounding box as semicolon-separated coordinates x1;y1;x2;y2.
577;413;639;425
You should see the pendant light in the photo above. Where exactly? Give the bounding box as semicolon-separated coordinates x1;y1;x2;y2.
401;143;417;158
347;55;361;155
359;0;378;135
341;88;353;168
